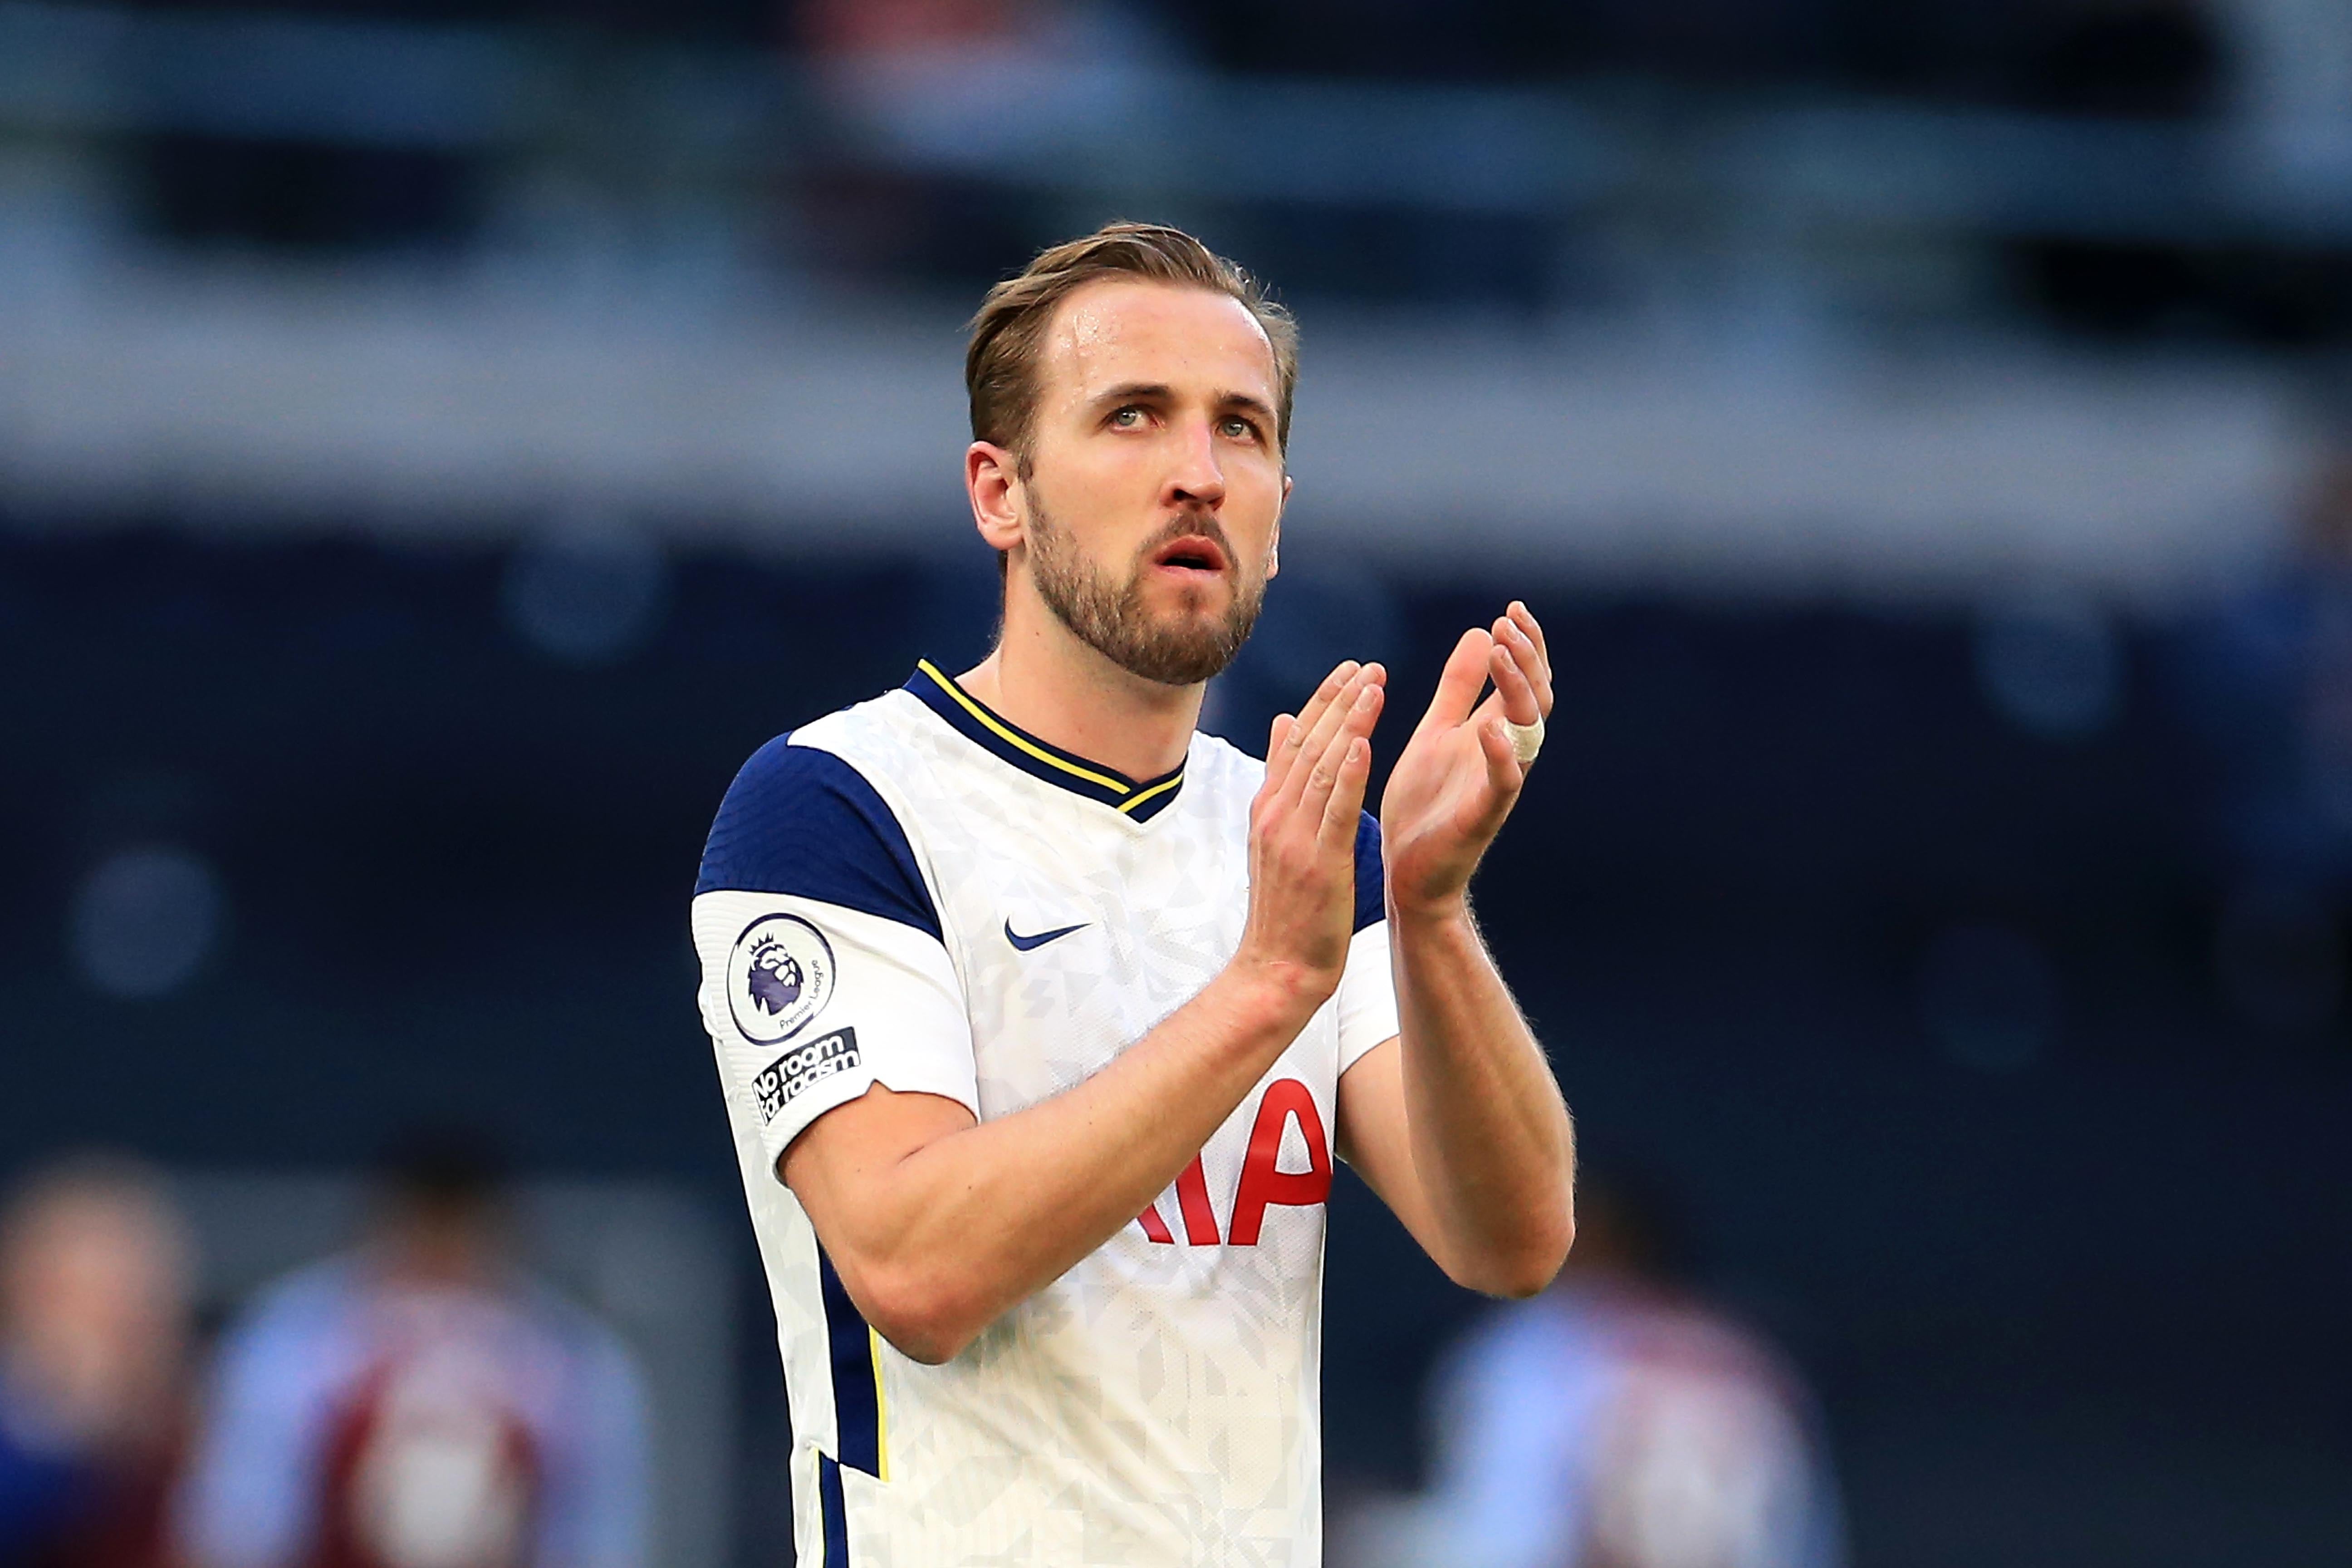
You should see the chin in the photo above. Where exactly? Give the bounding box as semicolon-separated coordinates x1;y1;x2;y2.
1146;575;1229;616
1148;603;1226;644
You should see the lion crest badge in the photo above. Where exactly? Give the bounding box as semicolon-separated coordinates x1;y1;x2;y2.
726;913;837;1046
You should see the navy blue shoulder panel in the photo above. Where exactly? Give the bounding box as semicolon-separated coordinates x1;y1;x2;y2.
696;736;942;942
1353;810;1385;934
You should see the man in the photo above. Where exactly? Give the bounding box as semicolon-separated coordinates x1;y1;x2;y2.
0;1155;195;1568
693;222;1574;1565
175;1132;650;1568
1402;1171;1844;1568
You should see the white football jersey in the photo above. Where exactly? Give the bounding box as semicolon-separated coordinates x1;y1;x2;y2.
692;661;1400;1568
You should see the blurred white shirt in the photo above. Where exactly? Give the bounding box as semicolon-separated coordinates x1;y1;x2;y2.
175;1258;648;1568
1356;1280;1843;1568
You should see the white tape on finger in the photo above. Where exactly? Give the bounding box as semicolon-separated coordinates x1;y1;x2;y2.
1504;715;1545;764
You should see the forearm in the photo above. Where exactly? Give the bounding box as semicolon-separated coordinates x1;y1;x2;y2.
793;659;1387;1363
1390;901;1575;1295
816;965;1321;1362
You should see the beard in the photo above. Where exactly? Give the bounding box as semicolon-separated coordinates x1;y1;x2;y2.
1025;495;1268;687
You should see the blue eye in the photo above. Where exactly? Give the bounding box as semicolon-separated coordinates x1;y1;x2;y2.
1111;407;1143;427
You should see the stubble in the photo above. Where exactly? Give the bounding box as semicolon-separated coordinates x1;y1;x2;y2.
1024;496;1268;687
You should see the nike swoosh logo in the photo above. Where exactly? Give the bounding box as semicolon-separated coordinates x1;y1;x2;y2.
1005;919;1087;952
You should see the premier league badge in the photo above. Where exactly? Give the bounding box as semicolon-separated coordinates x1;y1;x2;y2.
726;913;837;1045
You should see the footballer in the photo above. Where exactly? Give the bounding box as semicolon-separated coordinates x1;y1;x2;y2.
693;222;1575;1565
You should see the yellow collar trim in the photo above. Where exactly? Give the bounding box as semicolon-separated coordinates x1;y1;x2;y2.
914;660;1135;796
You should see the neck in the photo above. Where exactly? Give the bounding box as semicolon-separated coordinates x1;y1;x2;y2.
958;593;1202;781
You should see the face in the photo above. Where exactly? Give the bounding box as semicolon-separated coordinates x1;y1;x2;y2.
1;1186;191;1422
989;279;1288;686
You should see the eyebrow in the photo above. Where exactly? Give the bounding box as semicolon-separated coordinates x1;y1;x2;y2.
1090;381;1174;411
1090;382;1278;426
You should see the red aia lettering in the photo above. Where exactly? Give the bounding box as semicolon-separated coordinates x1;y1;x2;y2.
1136;1155;1219;1245
1228;1079;1332;1245
1135;1079;1332;1246
1175;1154;1220;1244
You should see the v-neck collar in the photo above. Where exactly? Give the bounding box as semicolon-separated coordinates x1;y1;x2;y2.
905;661;1188;823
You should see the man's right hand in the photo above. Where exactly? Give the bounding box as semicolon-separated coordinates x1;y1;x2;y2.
1235;660;1385;1002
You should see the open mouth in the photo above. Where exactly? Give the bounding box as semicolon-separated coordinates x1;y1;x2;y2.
1151;534;1230;576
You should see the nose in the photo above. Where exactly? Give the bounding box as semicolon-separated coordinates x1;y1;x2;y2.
1164;416;1225;510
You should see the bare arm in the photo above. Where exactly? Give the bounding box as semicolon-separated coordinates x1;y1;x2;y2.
1338;603;1576;1298
784;662;1387;1364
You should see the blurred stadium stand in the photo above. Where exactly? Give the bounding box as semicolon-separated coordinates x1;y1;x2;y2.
5;0;2352;1563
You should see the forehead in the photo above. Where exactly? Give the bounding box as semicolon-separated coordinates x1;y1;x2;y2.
1035;278;1278;406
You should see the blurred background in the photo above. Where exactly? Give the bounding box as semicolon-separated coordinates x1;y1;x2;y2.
5;0;2352;1563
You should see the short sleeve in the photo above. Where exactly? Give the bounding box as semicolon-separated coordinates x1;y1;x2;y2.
692;736;977;1173
1338;811;1399;1074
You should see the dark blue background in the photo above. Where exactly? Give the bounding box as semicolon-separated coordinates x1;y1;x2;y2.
6;523;2347;1564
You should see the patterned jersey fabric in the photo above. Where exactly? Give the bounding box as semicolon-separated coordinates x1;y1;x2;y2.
693;663;1400;1567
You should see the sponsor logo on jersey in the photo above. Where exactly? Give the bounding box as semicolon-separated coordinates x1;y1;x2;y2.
727;913;837;1045
753;1026;860;1124
1136;1078;1333;1246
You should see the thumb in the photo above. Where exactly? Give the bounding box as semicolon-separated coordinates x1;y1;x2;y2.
1421;628;1494;734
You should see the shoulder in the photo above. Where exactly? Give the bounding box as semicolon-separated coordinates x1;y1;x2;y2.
697;714;940;940
510;1277;648;1384
211;1258;363;1384
238;1256;358;1330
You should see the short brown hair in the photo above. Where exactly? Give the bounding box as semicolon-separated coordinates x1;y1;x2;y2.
965;222;1300;464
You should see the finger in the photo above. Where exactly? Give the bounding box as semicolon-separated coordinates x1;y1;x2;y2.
1296;681;1382;821
1270;667;1364;804
1495;611;1553;718
1257;714;1296;809
1420;629;1494;735
1477;715;1526;816
1281;664;1383;812
1267;662;1356;794
1489;638;1542;726
1509;600;1548;668
1318;734;1373;853
1288;662;1358;757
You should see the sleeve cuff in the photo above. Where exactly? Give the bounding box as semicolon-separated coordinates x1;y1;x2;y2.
1336;918;1401;1076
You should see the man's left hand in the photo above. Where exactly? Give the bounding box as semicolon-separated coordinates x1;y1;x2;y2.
1379;601;1553;919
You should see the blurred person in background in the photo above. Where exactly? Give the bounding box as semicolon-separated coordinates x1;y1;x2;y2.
1356;1169;1843;1568
2172;418;2352;1032
0;1156;195;1568
174;1131;650;1568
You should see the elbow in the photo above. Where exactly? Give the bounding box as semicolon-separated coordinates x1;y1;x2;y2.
1449;1205;1576;1301
876;1323;969;1368
850;1261;990;1367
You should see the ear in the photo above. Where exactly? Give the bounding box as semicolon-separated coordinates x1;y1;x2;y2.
968;442;1025;555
